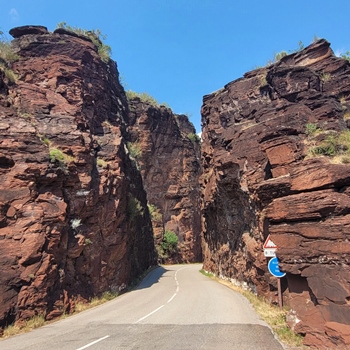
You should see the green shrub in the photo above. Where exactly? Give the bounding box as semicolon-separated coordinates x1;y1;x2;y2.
56;22;111;63
49;148;65;163
274;51;288;61
0;31;19;84
128;195;143;220
126;90;160;106
340;51;350;63
311;135;337;156
187;133;201;143
127;142;142;159
266;41;304;66
305;123;321;136
49;148;74;170
0;65;17;83
309;130;350;161
148;203;162;223
161;230;178;255
0;41;20;63
40;136;50;146
96;158;108;168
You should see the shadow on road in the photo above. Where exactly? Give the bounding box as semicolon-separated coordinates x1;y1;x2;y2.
134;266;168;290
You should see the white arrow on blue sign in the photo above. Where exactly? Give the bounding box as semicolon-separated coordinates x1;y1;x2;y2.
268;257;286;278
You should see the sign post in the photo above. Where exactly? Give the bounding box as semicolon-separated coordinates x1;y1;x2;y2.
268;257;286;309
264;236;285;310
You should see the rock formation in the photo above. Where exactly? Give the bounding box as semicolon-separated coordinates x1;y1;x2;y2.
200;39;350;348
128;97;202;263
0;26;156;331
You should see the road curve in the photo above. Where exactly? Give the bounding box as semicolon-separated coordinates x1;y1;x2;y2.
1;264;284;350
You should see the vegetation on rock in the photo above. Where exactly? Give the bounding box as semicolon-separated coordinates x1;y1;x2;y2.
127;195;143;220
187;132;201;143
161;230;178;255
126;90;159;105
56;22;111;63
148;203;162;223
306;123;350;163
127;141;142;159
0;30;19;83
126;90;169;108
340;51;350;62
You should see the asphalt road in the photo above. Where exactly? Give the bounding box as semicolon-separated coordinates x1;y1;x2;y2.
1;264;284;350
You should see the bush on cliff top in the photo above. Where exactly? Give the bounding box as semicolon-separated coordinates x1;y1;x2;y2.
126;90;170;108
341;51;350;63
56;22;111;63
0;30;19;83
187;133;201;143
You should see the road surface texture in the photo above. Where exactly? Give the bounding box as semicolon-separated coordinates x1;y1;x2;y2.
1;264;284;350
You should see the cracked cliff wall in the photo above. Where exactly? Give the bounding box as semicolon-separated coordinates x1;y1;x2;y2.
0;26;156;331
128;98;202;263
200;39;350;349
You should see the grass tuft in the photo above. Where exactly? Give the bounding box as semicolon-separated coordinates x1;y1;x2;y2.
2;315;45;339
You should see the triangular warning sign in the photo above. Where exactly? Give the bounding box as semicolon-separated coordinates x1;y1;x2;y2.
263;235;277;249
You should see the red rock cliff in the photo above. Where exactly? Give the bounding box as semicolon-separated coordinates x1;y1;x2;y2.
0;26;156;330
128;98;202;263
201;39;350;349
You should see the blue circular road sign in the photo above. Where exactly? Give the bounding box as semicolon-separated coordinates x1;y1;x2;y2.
268;257;286;278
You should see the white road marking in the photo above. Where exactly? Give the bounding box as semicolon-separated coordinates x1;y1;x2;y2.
76;335;110;350
135;266;188;323
135;305;165;323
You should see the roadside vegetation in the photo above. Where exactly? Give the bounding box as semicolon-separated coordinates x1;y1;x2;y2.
157;230;178;261
56;22;111;63
2;315;46;338
199;270;304;349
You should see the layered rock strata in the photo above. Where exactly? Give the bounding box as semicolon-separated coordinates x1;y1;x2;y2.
0;26;156;331
201;39;350;348
128;98;202;262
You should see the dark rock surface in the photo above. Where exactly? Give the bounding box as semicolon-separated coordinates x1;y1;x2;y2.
9;25;48;38
0;27;156;331
200;39;350;349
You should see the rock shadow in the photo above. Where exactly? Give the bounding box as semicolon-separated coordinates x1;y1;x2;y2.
134;266;168;290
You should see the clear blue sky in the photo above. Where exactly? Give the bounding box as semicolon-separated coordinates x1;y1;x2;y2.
1;0;350;132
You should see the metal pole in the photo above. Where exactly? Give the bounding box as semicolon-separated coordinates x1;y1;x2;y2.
277;277;283;309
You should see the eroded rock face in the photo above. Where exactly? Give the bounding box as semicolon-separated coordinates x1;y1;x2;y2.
0;27;156;330
201;39;350;348
128;98;202;262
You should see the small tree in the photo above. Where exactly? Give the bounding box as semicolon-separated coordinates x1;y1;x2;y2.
161;230;178;255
